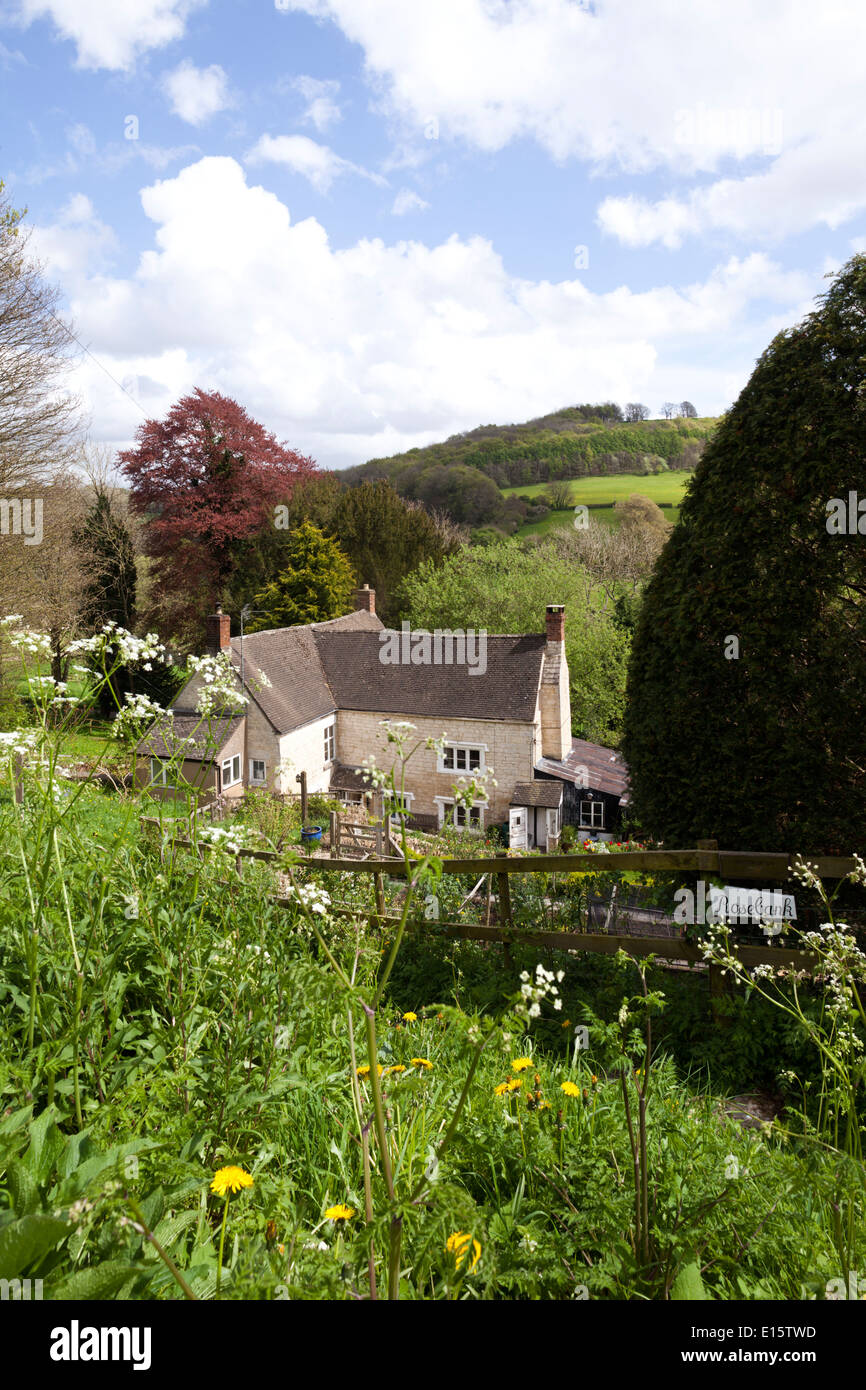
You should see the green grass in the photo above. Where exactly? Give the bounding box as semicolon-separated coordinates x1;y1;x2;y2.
504;471;692;506
2;745;864;1303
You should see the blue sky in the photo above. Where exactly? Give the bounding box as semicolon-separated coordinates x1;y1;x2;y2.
2;0;865;468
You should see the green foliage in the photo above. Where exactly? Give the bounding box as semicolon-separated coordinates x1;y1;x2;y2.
345;408;715;532
396;536;630;743
623;254;866;852
228;477;455;625
248;521;355;630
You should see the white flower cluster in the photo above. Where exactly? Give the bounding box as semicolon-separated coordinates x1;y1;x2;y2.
360;754;388;790
66;623;171;670
199;824;259;856
0;729;41;760
188;652;247;716
6;625;52;659
515;963;564;1020
284;881;331;916
111;693;171;739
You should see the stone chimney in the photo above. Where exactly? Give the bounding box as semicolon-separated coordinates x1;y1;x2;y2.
353;583;376;615
205;605;231;656
539;604;571;761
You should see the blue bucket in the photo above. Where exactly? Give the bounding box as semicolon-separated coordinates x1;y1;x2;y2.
300;825;323;842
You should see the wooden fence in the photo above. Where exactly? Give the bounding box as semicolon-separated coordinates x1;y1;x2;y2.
139;819;855;974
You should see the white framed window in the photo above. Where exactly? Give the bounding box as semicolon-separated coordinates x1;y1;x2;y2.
335;789;364;806
579;799;604;828
383;790;414;817
324;723;336;763
221;754;241;789
439;742;486;774
249;758;267;785
150;757;169;787
436;798;484;832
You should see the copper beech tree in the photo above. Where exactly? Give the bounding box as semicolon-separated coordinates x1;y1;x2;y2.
119;388;317;648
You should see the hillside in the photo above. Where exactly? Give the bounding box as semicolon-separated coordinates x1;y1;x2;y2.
343;405;717;529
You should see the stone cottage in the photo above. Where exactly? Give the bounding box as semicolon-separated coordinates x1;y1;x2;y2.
137;588;628;843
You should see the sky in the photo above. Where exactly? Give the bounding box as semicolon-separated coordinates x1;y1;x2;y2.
1;0;865;470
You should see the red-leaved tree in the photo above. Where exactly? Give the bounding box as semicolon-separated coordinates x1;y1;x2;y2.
119;388;317;647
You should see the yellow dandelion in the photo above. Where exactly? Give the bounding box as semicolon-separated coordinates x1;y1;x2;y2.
446;1231;481;1272
410;1057;432;1070
494;1081;510;1097
560;1081;581;1098
210;1165;254;1198
356;1064;383;1078
402;1011;418;1022
506;1078;523;1093
511;1058;532;1072
324;1204;355;1222
385;1064;406;1075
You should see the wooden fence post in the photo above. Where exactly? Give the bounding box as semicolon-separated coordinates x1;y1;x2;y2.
329;810;338;859
296;771;308;825
496;851;514;971
697;839;732;1027
374;872;386;920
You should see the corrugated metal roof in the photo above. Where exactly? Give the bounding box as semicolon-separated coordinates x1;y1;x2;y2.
536;737;630;803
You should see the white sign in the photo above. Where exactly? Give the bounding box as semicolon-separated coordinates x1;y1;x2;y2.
707;885;796;925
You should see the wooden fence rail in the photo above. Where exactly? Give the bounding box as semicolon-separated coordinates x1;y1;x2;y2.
299;846;858;881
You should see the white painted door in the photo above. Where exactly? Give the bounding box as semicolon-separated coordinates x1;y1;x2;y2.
509;807;527;851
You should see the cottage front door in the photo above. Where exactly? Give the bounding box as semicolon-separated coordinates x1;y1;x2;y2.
509;807;527;851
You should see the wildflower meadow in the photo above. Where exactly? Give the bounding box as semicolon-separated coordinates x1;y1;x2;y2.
1;619;865;1308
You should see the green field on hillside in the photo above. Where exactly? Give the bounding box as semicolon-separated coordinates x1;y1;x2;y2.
508;471;690;538
504;471;692;506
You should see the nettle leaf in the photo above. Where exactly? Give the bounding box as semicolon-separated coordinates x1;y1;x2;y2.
0;1213;70;1279
6;1159;40;1217
51;1260;141;1301
671;1260;711;1301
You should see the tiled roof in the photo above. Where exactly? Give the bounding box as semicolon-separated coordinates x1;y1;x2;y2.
329;763;373;793
511;781;563;808
315;631;546;722
536;738;630;803
138;712;243;761
227;609;383;734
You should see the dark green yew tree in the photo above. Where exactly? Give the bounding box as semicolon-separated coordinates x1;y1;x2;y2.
623;256;866;853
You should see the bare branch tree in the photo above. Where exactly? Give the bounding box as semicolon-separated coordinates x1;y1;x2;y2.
0;182;81;491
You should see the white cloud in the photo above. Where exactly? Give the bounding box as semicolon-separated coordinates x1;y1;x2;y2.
278;0;866;243
162;59;231;125
246;134;384;193
38;157;818;469
30;192;118;282
392;188;430;216
597;125;866;247
14;0;206;71
292;75;342;132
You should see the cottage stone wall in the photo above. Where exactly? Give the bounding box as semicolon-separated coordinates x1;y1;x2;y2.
334;710;538;826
